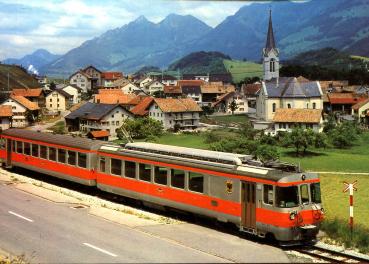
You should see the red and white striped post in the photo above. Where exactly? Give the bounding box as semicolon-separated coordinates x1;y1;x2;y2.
343;181;357;240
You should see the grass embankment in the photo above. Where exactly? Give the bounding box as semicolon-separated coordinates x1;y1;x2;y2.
223;59;262;83
201;114;249;126
320;173;369;252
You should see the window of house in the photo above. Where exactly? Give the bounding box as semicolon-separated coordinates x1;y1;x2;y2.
171;169;185;189
111;115;114;118
125;161;136;178
49;147;57;161
116;121;119;126
23;142;31;155
57;99;60;102
287;103;291;109
31;144;39;157
313;102;316;109
111;158;122;176
16;141;23;153
154;166;167;185
50;104;52;107
139;163;151;182
99;157;106;173
188;172;204;193
68;151;76;165
57;104;60;108
58;149;66;163
49;99;52;102
263;184;274;205
78;152;87;168
40;145;47;159
272;103;276;112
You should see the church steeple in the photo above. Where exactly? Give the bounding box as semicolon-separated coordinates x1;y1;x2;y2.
262;9;279;81
265;10;276;51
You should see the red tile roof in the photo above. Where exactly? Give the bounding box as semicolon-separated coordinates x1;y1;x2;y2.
154;98;202;113
273;109;323;123
0;105;12;117
177;80;204;87
89;130;110;138
328;93;366;105
242;83;261;96
211;92;235;107
201;83;235;94
101;72;123;80
164;85;182;94
130;97;154;116
10;95;39;110
127;95;147;106
94;91;137;104
12;88;43;97
352;98;369;110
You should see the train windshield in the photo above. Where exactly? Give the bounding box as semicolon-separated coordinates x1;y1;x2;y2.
276;186;299;208
310;183;321;203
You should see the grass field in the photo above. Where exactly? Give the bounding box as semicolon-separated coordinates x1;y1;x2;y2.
223;59;262;83
202;114;249;126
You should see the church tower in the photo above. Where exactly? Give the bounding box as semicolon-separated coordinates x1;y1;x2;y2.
262;10;279;81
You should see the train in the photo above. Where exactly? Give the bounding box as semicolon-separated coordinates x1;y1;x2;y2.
0;129;324;244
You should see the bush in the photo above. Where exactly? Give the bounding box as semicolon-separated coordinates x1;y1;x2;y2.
203;131;222;144
118;117;164;140
255;144;279;162
330;122;358;148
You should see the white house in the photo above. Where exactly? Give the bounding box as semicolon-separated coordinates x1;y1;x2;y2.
148;98;202;130
69;71;91;93
0;105;12;130
46;89;73;112
145;80;165;95
121;82;141;94
212;92;248;114
136;77;152;88
1;96;39;128
61;85;82;104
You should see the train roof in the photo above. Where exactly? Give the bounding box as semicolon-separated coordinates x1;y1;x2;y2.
1;129;106;151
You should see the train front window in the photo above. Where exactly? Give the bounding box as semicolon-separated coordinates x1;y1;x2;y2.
311;183;321;203
276;186;299;208
300;184;309;204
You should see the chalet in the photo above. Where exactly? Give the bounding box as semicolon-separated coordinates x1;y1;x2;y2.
178;80;204;103
69;70;91;93
83;65;102;88
242;83;261;108
45;89;73;112
156;75;178;86
60;84;82;104
147;98;202;130
212;92;248;114
135;77;152;88
0;105;12;130
64;102;133;140
1;95;39;128
201;82;236;106
101;72;124;87
11;88;46;107
130;97;155;117
327;93;367;114
352;98;369;126
272;108;324;134
144;80;165;95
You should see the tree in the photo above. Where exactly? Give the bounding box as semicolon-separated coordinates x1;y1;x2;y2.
201;106;214;116
314;132;328;149
330;122;358;148
238;122;257;140
286;127;315;156
228;100;238;115
323;113;336;133
255;145;279;162
118;117;164;140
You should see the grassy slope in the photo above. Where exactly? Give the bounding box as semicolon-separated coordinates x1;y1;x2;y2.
223;59;262;83
320;173;369;229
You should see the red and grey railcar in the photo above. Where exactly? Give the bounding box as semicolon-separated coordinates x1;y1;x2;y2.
0;129;324;243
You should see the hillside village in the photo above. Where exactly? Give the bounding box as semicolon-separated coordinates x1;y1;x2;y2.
0;11;368;143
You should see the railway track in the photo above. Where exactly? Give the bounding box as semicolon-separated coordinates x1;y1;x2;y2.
294;245;369;263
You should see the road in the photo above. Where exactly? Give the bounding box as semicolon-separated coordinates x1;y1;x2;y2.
0;182;289;263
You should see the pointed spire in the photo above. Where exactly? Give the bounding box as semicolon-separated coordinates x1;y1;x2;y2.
265;9;276;51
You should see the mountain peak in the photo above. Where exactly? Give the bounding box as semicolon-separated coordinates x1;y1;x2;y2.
133;15;149;23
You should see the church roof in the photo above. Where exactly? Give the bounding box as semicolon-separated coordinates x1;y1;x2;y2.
265;10;276;51
264;77;322;98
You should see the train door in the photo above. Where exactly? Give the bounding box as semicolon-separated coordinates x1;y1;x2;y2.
6;139;12;168
241;181;256;229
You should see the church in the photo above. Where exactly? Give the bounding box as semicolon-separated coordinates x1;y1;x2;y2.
255;11;324;131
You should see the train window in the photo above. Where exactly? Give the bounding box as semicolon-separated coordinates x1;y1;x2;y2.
58;149;66;163
49;147;57;161
139;163;151;182
16;141;23;153
124;161;136;178
171;169;185;189
263;185;274;205
78;152;87;168
275;186;298;208
31;144;39;157
310;183;321;203
24;142;31;155
300;184;310;204
188;172;204;193
154;166;167;185
111;158;122;176
40;145;47;159
67;151;76;165
12;141;16;152
99;157;106;173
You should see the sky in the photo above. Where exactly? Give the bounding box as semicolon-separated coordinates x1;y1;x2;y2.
0;0;255;60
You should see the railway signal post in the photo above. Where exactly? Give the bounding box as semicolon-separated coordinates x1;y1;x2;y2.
343;181;357;240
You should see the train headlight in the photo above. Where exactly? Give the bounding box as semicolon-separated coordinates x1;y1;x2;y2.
289;211;296;220
320;208;324;214
301;174;306;181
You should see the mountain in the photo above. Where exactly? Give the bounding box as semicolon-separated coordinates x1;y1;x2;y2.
168;51;230;74
3;49;60;74
42;14;212;76
41;0;369;77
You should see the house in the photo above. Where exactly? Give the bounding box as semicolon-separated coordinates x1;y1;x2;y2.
212;92;248;114
45;89;73;112
352;98;369;125
156;75;178;86
60;84;82;104
87;130;110;141
101;72;124;87
69;70;91;93
120;82;141;94
11;88;46;107
272;108;324;134
242;83;261;108
83;65;102;88
182;74;209;82
130;97;155;117
93;89;137;105
144;80;165;95
147;98;202;130
201;82;236;106
135;77;152;88
64;102;133;140
1;95;39;128
0;105;12;130
178;80;204;103
327;93;367;114
163;85;182;98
